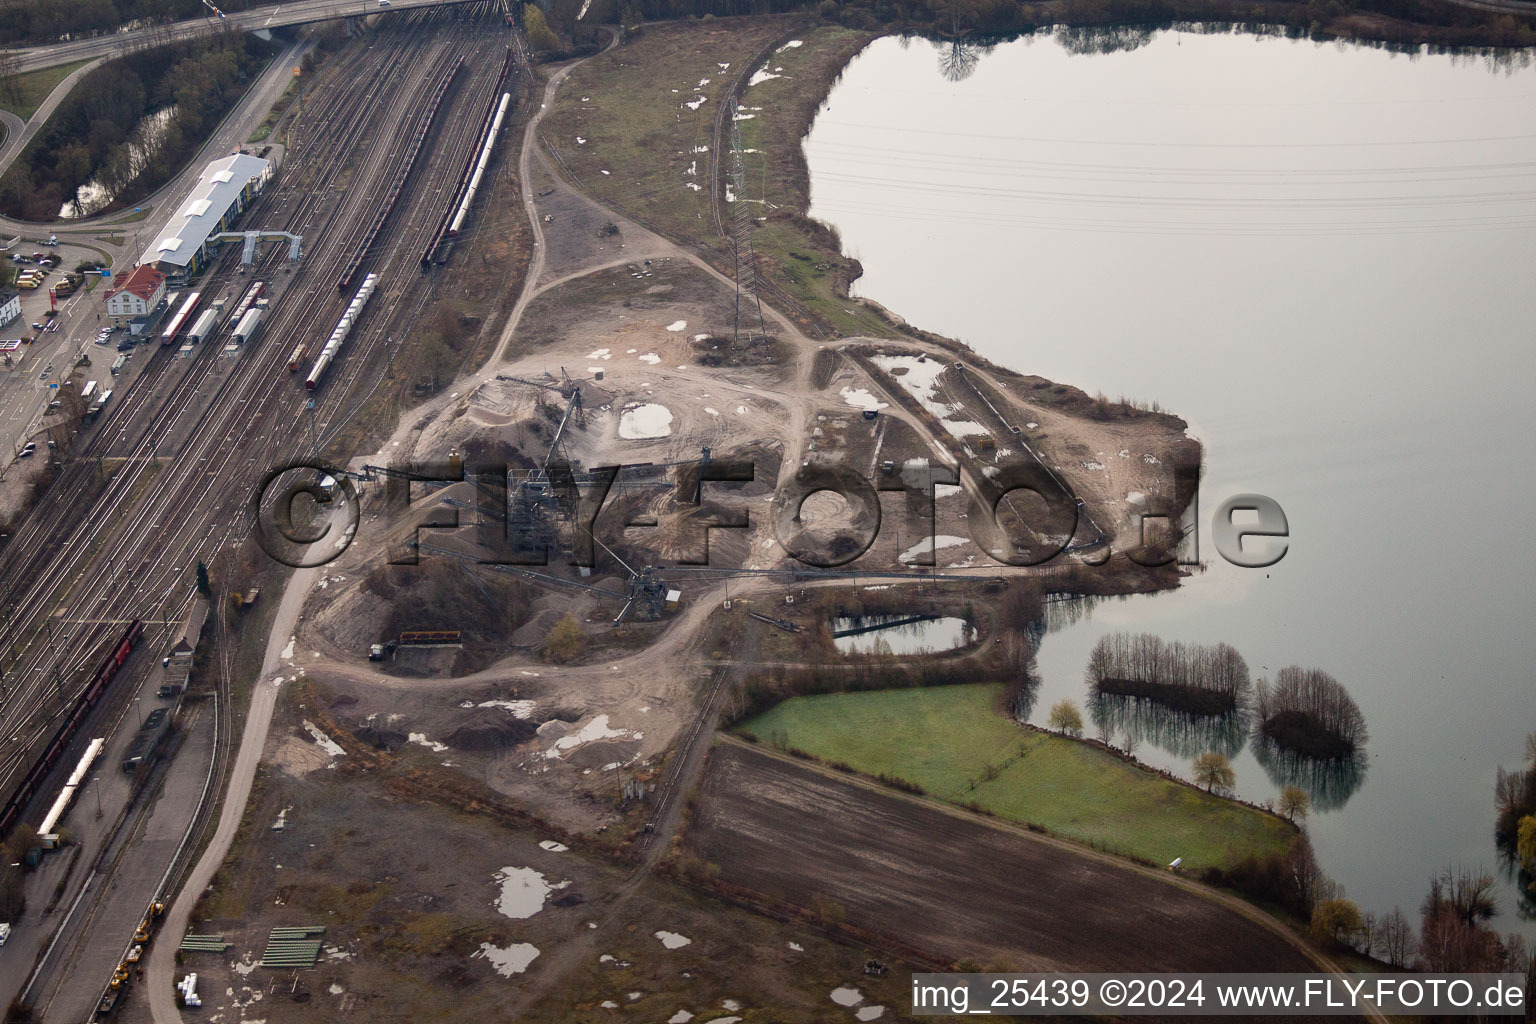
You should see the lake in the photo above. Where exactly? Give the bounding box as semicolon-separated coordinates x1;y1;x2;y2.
805;28;1536;936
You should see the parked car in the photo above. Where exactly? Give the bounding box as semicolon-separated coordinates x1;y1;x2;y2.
31;322;45;331
18;446;35;459
45;320;58;333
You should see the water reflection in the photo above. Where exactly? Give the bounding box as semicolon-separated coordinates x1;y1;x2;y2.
934;38;981;82
1089;692;1249;760
830;614;973;655
1250;733;1368;813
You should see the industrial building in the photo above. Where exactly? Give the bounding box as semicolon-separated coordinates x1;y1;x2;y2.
141;153;272;278
0;288;18;328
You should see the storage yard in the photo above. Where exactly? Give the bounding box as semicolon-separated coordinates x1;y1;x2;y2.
0;10;1381;1023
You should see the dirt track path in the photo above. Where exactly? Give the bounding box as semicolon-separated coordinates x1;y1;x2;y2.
144;567;318;1024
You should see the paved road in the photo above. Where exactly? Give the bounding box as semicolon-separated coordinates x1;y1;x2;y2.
0;58;104;175
5;0;473;74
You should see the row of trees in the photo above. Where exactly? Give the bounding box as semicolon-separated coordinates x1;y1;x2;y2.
1254;666;1368;760
1085;631;1250;715
0;32;275;221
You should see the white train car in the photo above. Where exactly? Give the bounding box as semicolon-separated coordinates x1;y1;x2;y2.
448;92;511;237
305;273;379;391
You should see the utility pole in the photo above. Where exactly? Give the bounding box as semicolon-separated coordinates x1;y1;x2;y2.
306;398;319;456
92;775;102;818
727;97;767;349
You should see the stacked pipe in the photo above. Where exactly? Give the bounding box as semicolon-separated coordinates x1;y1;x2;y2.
421;47;516;271
337;57;464;292
306;273;379;391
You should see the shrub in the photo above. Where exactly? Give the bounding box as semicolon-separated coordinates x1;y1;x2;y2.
542;614;586;663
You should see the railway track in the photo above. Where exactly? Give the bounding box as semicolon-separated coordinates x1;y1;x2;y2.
0;8;515;829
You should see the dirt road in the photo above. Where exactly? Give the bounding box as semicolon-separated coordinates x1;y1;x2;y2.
145;566;317;1024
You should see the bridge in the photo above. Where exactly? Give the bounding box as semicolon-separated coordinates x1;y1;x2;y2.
6;0;479;74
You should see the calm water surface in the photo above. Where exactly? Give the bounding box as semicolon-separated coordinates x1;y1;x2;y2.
803;30;1536;934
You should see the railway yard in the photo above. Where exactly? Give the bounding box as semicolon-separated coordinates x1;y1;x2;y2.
0;8;1374;1024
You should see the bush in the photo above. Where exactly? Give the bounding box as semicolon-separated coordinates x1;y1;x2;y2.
542;614;586;664
1309;898;1363;948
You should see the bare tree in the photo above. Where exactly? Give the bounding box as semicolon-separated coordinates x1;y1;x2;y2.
0;52;21;107
1377;907;1416;967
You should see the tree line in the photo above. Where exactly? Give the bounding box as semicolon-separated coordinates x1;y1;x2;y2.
0;32;276;221
1085;631;1250;715
1254;666;1368;760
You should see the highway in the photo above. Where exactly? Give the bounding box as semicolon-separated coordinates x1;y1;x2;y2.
0;8;523;1015
4;0;478;74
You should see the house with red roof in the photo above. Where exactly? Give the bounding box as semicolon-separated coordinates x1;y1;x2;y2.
105;264;166;324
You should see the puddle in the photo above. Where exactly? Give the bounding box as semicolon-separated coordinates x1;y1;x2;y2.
830;615;971;655
476;942;540;976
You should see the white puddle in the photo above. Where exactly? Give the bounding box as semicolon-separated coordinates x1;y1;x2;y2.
408;733;447;752
838;387;886;412
777;39;803;50
898;534;970;563
654;930;692;949
479;699;537;719
302;721;344;757
543;714;643;759
638;353;661;364
748;68;782;87
619;403;673;439
857;1007;886;1021
831;986;863;1006
871;354;990;437
668;1012;694;1024
666;320;687;331
492;866;558;918
539;840;568;852
476;941;540;976
280;636;296;660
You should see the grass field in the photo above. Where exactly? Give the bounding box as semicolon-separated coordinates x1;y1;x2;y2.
541;17;794;245
732;26;900;338
1;58;95;120
737;683;1295;872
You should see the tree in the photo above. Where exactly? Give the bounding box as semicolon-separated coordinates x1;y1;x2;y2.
1192;752;1235;794
542;614;586;664
1047;699;1082;738
195;560;211;597
523;4;561;52
1377;907;1416;968
1310;898;1363;948
1517;815;1536;874
1279;786;1310;822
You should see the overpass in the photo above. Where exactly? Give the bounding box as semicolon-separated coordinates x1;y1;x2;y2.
5;0;479;74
